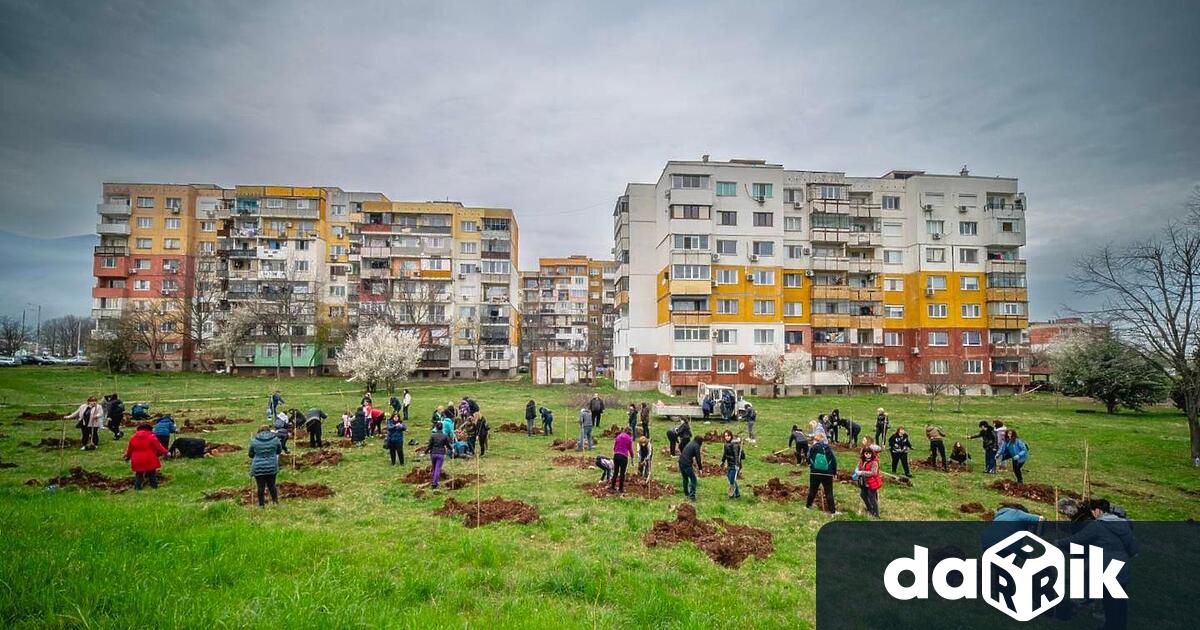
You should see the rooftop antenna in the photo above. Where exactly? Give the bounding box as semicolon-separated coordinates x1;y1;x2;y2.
701;154;710;162
959;165;970;176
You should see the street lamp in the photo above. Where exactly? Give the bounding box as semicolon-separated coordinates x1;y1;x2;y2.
25;302;40;354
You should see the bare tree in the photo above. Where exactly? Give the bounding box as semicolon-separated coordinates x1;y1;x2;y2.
0;316;27;355
87;314;137;373
922;358;952;412
172;255;222;370
212;305;259;371
949;360;970;413
126;306;174;370
1072;188;1200;465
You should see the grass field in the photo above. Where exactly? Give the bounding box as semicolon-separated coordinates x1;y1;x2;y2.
0;368;1196;629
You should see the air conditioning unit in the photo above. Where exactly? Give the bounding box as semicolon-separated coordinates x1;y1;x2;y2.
922;204;933;212
748;254;759;262
710;253;720;262
711;280;719;288
803;247;812;255
931;233;942;240
911;347;920;355
746;275;755;284
169;207;181;214
754;196;765;204
793;202;803;209
958;205;968;213
925;288;936;296
878;357;888;365
457;273;466;279
129;268;138;275
286;222;294;228
205;210;215;218
160;289;171;296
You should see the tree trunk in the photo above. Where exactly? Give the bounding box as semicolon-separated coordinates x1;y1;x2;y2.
1106;401;1118;414
928;397;934;412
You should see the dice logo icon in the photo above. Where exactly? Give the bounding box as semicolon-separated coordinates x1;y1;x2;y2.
982;531;1065;621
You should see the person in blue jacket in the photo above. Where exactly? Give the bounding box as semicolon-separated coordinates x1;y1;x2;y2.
152;415;176;450
539;406;554;435
248;425;282;507
1000;428;1029;484
268;390;284;418
701;394;714;420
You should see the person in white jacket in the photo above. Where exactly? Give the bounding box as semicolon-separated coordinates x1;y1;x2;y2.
64;396;105;450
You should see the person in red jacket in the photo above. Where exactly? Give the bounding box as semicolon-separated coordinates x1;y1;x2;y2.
123;423;168;490
855;443;883;517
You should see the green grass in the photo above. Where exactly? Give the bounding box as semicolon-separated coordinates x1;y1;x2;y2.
0;367;1195;628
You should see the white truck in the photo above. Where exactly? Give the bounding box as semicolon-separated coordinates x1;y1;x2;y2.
651;382;749;422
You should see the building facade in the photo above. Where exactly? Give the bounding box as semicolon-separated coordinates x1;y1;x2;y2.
519;255;617;375
612;158;1031;396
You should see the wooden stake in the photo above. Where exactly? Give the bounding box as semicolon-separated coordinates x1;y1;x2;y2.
1082;440;1091;502
1054;485;1060;521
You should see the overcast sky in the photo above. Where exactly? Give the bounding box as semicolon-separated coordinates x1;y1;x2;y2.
1;0;1198;320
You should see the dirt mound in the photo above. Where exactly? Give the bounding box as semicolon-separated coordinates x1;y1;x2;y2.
989;479;1081;504
192;416;249;426
497;423;535;434
401;466;450;485
20;437;82;449
600;424;627;438
17;411;62;421
752;478;808;501
643;503;774;569
549;438;578;451
761;452;796;465
46;467;169;493
204;481;334;505
958;502;987;514
24;478;40;486
203;443;242;455
290;450;344;469
552;455;595;469
579;478;676;500
435;496;540;527
335;439;356;448
178;424;205;434
441;473;484;490
666;463;738;478
913;459;970;473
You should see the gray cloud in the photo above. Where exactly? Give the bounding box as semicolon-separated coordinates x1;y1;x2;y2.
1;0;1198;320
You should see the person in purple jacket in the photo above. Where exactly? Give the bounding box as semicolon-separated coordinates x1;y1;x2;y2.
610;427;634;493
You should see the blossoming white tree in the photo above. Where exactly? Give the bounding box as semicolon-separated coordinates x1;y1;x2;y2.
751;346;808;397
336;324;423;392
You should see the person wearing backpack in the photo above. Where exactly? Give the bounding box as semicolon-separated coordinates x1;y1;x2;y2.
1001;428;1029;484
888;426;913;477
805;433;838;514
720;430;745;498
854;444;883;517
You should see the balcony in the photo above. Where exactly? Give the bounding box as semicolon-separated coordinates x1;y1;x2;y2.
990;343;1030;357
988;315;1029;329
361;267;390;279
665;188;714;207
481;229;512;241
94;258;128;277
669;279;712;296
992;230;1026;247
811;256;850;271
986;287;1028;302
990;372;1030;387
849;315;884;328
259;270;287;280
96;222;130;236
848;287;883;302
809;199;850;214
810;229;850;243
405;224;452;235
97;202;131;216
360;246;391;258
848;202;880;218
812;285;850;300
221;249;257;259
847;232;882;248
91;307;123;319
670;312;711;326
481;273;510;285
257;247;287;260
812;313;854;328
94;245;129;256
481;250;511;260
849;259;882;274
985;259;1026;274
255;206;319;220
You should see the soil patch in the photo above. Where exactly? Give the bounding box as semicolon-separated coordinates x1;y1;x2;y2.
989;479;1081;504
643;503;774;569
203;443;242;456
20;437;82;449
666;463;739;478
401;465;450;485
549;438;578;451
17;411;62;421
958;502;987;514
435;496;540;527
913;459;971;473
289;450;344;469
203;481;334;505
600;424;627;438
752;477;808;501
761;452;797;465
192;416;250;426
552;455;595;469
45;467;169;493
497;423;542;435
579;478;676;500
441;473;484;490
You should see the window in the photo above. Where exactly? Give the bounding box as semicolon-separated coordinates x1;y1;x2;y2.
962;359;983;375
753;212;774;227
716;269;738;285
784;302;803;317
200;221;215;232
926;248;946;263
784;216;803;232
100;256;118;268
960;221;978;236
884;305;905;319
672;264;710;280
715;329;737;344
135;238;152;249
928;331;949;346
961;276;980;291
923;192;945;208
135;259;151;269
750;270;774;285
163;239;180;249
160;321;175;333
751;183;773;199
783;273;802;288
884;277;903;291
673;234;709;250
884;331;903;346
1001;220;1020;233
672;205;706;219
717;299;739;314
999;302;1026;316
785;245;805;259
460;220;478;232
962;331;982;346
716;181;737;197
133;279;150;290
165;218;180;229
293;260;310;272
883;250;902;264
136;196;154;208
819;185;841;200
714;210;738;226
926;220;944;235
716;239;737;254
928;304;948;318
885;359;905;374
882;196;900;210
785;330;803;345
753;299;775;315
882;221;902;237
961;303;981;318
786;189;804;203
754;329;775;344
264;198;284;209
671;174;708;189
460;242;477;254
926;275;947;290
672;356;711;371
929;359;950;375
752;241;774;256
674;326;710;341
959;248;979;264
330;204;347;217
716;358;739;374
329;285;346;297
137;217;153;229
165;197;181;210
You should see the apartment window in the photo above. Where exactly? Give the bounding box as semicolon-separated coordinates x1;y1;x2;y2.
160;321;175;333
715;329;737;344
671;174;709;189
753;299;775;315
885;359;905;374
134;279;150;290
460;242;478;254
328;204;347;217
716;269;738;285
884;277;903;291
883;331;903;346
926;275;946;290
716;358;739;374
882;221;902;237
717;299;739;314
672;356;711;372
785;330;803;345
134;259;151;269
960;221;978;236
329;306;345;318
134;238;152;249
753;212;774;227
715;239;737;255
672;205;706;219
884;305;905;318
136;196;154;208
750;270;774;285
1001;220;1021;233
165;218;181;230
716;181;737;197
329;285;346;297
929;359;950;375
458;263;479;274
928;331;949;346
882;196;900;210
331;226;346;238
926;220;944;235
962;331;982;346
784;302;803;317
926;248;946;263
136;217;153;229
457;220;477;233
295;240;310;251
962;303;981;318
674;326;710;341
199;241;214;254
819;185;841;200
961;275;980;291
673;234;709;250
199;221;215;232
923;193;945;208
293;260;310;272
999;302;1026;316
672;264;710;280
718;211;737;226
783;273;802;288
163;239;180;250
883;250;902;264
164;197;181;211
753;329;775;344
786;245;805;259
751;183;773;199
960;248;979;264
752;241;774;256
100;257;118;268
481;260;510;274
783;216;803;232
928;304;948;318
962;359;983;375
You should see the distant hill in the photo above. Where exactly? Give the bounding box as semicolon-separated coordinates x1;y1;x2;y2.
0;231;94;321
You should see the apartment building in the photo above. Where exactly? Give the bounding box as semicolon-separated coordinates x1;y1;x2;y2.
611;158;1031;396
519;255;618;369
348;201;522;379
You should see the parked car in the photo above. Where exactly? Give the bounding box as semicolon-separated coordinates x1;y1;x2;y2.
0;356;18;367
64;355;90;366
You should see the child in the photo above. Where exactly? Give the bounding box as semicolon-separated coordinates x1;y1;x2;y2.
595;455;614;483
950;441;971;467
339;411;352;438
